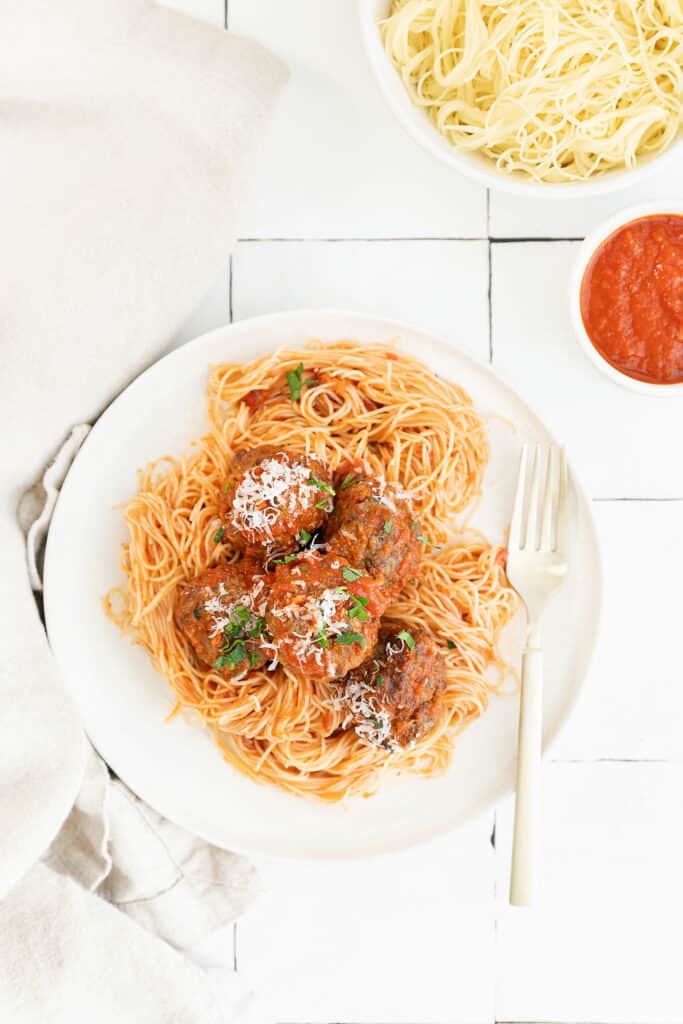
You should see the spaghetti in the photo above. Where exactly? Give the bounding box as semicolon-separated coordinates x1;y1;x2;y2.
105;341;518;801
381;0;683;183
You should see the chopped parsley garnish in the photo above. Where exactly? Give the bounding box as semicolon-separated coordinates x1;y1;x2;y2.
287;364;318;402
286;363;304;402
299;528;312;544
447;640;456;650
315;498;333;511
274;552;299;565
339;472;360;490
214;642;246;668
348;595;369;621
216;606;264;666
383;519;393;535
373;674;384;688
213;526;224;543
249;650;260;669
223;482;232;492
397;629;415;650
225;642;247;665
335;631;365;647
315;628;329;649
193;607;202;620
370;718;383;729
341;566;363;582
410;520;434;546
308;476;334;494
416;534;433;546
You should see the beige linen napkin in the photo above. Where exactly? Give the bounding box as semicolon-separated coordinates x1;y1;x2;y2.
0;1;286;1020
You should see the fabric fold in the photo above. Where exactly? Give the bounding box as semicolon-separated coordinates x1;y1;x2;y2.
44;745;259;950
0;862;254;1024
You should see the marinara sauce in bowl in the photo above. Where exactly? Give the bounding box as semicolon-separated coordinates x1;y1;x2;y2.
570;202;683;394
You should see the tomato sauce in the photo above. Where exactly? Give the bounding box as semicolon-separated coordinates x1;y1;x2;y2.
580;214;683;385
242;388;269;412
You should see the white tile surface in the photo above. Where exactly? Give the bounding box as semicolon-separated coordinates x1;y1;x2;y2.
491;241;683;499
550;501;683;763
495;763;683;1023
239;819;496;1024
228;0;487;239
168;265;230;352
232;239;490;360
490;158;683;239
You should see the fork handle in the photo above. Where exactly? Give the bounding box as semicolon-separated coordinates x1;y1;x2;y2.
510;626;543;907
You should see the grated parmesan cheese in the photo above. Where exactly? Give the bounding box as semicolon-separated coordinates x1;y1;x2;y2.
330;640;412;752
230;456;320;539
271;568;357;671
371;475;412;514
203;575;267;639
338;676;400;753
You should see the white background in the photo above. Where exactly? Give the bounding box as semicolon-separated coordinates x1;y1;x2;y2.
167;2;683;1021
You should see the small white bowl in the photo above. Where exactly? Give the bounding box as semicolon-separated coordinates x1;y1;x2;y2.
358;0;683;198
569;201;683;395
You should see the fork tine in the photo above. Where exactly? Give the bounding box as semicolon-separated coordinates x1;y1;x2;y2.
524;444;542;551
555;447;569;556
540;445;557;551
509;445;529;550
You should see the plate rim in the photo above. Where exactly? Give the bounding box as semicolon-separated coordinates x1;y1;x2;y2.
44;308;602;859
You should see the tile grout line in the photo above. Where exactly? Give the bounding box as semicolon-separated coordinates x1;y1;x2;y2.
234;235;585;244
593;496;683;502
487;184;493;365
491;236;584;243
491;808;499;1024
550;757;675;764
487;238;493;364
224;0;229;31
228;254;233;323
236;235;487;243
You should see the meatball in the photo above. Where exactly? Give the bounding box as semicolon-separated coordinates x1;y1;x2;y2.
265;550;386;683
175;559;269;674
325;470;421;599
336;627;446;750
219;445;332;554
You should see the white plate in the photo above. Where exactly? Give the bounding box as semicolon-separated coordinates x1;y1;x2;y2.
44;310;601;859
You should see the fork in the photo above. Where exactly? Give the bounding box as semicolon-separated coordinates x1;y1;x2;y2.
507;444;568;907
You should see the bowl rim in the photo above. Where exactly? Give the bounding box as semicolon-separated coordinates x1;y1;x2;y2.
568;201;683;395
357;0;683;198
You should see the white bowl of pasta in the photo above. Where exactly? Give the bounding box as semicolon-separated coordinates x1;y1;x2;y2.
358;0;683;197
